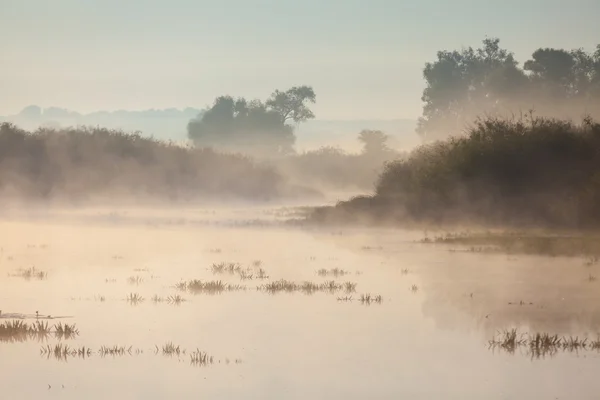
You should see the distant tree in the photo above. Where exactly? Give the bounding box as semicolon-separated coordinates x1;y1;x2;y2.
265;86;316;124
188;86;315;156
358;130;390;155
417;38;600;141
417;38;526;140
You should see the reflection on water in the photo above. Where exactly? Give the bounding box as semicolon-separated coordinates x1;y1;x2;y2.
1;208;600;399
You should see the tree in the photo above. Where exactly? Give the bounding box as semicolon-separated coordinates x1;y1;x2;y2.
265;86;316;124
358;130;390;155
418;38;526;141
417;38;600;141
188;86;315;156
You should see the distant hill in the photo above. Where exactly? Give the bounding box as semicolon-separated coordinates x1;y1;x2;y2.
0;105;203;141
1;106;419;151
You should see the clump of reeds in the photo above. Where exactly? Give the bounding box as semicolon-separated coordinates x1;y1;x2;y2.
359;294;383;305
99;345;133;357
166;295;186;305
256;268;269;280
54;322;79;339
176;279;245;295
0;320;78;343
337;296;353;302
190;349;214;366
127;276;144;285
410;284;418;292
237;269;254;281
316;268;349;277
489;330;600;358
10;266;47;280
401;269;410;275
162;342;183;356
258;279;357;295
343;282;357;293
210;262;241;275
151;295;164;303
588;273;597;282
126;293;144;304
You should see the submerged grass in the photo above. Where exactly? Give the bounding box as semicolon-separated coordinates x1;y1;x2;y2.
428;231;600;258
358;294;383;305
175;279;246;295
126;293;144;304
316;268;349;277
1;320;78;343
9;266;47;280
489;329;600;358
258;279;357;295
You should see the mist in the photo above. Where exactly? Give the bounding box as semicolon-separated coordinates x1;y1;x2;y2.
2;3;600;399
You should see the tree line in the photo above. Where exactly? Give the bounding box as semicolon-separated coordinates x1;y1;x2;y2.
418;38;600;140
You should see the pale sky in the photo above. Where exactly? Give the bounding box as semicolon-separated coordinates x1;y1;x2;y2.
1;0;599;120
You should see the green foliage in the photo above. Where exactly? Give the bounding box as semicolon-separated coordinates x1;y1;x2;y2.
187;86;315;156
0;122;284;202
419;38;600;140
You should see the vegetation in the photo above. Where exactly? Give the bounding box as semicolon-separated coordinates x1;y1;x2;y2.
312;115;600;228
0;122;286;203
419;38;600;141
428;231;600;257
188;86;315;156
277;130;403;190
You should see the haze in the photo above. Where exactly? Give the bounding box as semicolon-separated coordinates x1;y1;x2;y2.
2;1;600;399
2;0;599;119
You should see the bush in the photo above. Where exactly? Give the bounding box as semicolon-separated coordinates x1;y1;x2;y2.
0;123;286;203
313;115;600;228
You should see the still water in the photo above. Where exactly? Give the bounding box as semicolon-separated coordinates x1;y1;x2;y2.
0;207;598;399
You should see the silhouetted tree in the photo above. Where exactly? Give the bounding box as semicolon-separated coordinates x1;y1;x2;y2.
417;38;600;141
188;86;315;156
265;86;316;124
358;130;390;155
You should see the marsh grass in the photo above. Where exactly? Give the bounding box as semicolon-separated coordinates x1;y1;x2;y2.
489;329;600;358
151;295;165;303
99;345;133;357
410;284;419;292
429;232;600;258
126;293;144;304
1;321;78;343
127;276;144;285
258;279;355;295
190;349;214;366
166;295;186;305
588;273;597;282
175;279;246;295
162;342;184;356
316;268;349;277
359;294;383;305
9;266;47;280
210;262;241;275
256;268;269;280
237;269;254;281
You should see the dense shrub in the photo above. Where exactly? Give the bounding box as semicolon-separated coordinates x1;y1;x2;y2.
313;115;600;228
0;123;286;203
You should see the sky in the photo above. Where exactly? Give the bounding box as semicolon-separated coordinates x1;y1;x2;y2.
1;0;599;120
